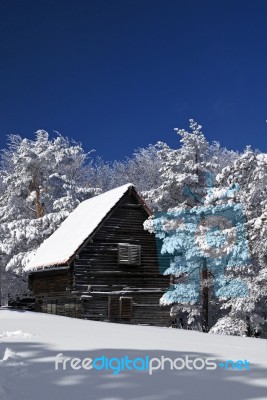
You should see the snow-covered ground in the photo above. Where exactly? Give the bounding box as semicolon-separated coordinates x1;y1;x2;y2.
0;309;266;400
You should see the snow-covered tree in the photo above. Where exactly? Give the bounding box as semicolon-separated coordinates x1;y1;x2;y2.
143;120;238;211
210;148;267;337
144;120;240;332
87;144;163;194
0;131;98;303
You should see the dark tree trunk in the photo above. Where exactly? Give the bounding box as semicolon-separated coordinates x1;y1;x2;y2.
246;315;252;337
201;259;209;332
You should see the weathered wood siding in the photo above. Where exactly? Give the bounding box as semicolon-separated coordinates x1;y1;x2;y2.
73;192;171;326
81;292;170;326
30;268;72;295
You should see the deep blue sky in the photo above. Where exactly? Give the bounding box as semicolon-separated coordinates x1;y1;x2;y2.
1;0;267;160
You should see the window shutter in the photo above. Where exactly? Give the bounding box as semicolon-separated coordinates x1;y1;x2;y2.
118;244;130;263
120;297;133;319
129;245;141;265
108;297;120;319
51;302;57;315
118;244;141;265
47;302;52;314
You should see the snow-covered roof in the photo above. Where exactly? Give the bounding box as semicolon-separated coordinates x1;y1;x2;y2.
25;183;135;271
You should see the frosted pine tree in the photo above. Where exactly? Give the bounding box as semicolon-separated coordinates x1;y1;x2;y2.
144;120;239;331
210;148;267;337
0;131;98;304
88;144;163;193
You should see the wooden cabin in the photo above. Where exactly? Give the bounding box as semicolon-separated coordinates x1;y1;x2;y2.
26;184;171;326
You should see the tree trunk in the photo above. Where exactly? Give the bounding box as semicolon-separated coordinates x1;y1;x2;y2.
29;176;44;218
0;262;2;307
35;187;44;218
246;315;252;337
201;259;209;332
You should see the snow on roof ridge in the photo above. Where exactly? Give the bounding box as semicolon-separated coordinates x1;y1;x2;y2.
25;183;135;271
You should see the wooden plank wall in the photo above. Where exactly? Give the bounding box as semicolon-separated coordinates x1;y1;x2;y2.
82;292;170;326
31;269;70;294
74;192;171;326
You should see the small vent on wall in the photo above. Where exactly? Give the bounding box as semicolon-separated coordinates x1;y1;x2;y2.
118;244;141;265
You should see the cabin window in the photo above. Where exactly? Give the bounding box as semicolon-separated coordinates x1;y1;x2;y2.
118;243;141;265
46;300;57;314
51;303;57;314
64;300;80;318
108;296;133;319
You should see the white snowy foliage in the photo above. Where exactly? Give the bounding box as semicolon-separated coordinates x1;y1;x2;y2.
143;120;238;211
210;147;267;337
144;120;267;337
0;131;98;301
88;144;163;194
209;316;248;336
